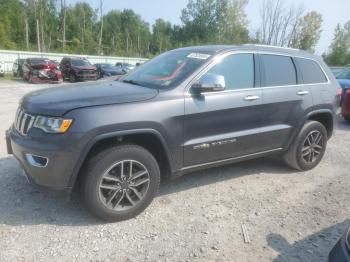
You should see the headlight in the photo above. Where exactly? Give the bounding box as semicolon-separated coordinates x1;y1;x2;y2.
34;116;73;133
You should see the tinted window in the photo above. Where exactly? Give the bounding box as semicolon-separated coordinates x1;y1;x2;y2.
296;58;327;83
262;55;297;86
205;53;254;90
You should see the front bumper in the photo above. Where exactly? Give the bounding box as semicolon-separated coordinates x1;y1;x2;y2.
6;126;79;190
76;73;97;81
329;228;350;262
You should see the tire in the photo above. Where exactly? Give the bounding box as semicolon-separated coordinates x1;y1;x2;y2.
69;73;76;83
284;121;328;171
80;144;160;222
343;116;350;122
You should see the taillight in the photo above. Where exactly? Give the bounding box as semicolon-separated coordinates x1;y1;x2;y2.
338;87;343;97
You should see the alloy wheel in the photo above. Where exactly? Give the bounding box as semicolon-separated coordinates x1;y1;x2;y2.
301;130;324;163
98;160;150;211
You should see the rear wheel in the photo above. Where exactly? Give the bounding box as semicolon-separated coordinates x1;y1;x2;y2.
80;144;160;222
284;121;327;171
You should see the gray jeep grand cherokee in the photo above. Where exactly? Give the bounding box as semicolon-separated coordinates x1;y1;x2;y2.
6;45;338;221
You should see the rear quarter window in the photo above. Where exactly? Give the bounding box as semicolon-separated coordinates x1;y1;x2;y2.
296;58;328;84
261;54;297;86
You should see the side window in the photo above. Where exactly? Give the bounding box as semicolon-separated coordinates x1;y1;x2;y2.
296;58;327;84
205;53;254;90
262;54;297;86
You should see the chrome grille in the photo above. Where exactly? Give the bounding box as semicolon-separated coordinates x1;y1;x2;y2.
14;108;35;136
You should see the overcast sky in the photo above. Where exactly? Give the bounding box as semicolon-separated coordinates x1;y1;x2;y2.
69;0;349;54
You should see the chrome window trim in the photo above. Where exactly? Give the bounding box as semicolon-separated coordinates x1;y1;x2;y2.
257;51;330;85
185;50;331;96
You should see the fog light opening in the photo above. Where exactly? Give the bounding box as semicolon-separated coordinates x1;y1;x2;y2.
25;154;49;168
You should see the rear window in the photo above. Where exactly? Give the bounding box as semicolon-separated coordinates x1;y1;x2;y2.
296;58;328;84
262;54;297;86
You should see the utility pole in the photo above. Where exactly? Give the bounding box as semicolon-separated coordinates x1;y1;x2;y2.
61;0;66;50
36;19;41;52
98;0;104;55
25;18;29;50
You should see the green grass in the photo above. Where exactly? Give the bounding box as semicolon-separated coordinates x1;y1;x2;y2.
0;73;21;81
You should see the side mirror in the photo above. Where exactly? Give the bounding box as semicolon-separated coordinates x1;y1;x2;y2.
192;73;226;94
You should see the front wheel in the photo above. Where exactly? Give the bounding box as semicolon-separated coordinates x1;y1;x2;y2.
80;144;160;222
69;73;76;83
284;121;328;171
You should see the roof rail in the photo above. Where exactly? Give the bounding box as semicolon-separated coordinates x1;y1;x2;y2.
243;44;300;51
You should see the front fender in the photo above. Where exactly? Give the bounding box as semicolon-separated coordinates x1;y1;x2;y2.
67;128;173;187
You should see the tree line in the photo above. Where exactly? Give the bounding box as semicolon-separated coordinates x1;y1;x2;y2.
0;0;348;65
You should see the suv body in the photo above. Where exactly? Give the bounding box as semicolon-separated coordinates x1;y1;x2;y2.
60;57;97;82
115;62;135;74
6;45;338;221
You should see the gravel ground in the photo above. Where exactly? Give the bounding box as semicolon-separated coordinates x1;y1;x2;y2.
0;79;349;262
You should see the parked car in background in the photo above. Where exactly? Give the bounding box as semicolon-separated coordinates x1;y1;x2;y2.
0;61;4;77
60;57;97;82
329;227;350;261
331;66;346;78
335;67;350;105
94;63;120;78
115;62;135;74
12;58;25;77
341;89;350;121
6;45;338;221
22;58;63;84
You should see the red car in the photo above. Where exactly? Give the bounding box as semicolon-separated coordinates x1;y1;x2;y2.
22;58;63;84
60;57;97;82
341;89;350;122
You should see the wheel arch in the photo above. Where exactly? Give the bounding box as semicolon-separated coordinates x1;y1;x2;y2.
69;129;173;189
306;110;335;139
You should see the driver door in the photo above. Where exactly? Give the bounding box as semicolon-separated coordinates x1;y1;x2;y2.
184;53;264;167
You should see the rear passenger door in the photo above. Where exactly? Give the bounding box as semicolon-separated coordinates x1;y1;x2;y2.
259;53;313;151
294;57;330;105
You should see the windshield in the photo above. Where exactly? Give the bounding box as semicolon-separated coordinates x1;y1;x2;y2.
72;59;91;67
122;50;212;89
336;69;350;80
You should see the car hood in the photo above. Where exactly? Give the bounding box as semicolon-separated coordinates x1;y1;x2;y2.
338;79;350;89
21;81;158;116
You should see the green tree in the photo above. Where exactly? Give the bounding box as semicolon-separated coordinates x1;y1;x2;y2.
0;0;25;49
324;22;350;66
181;0;229;44
151;19;173;54
223;0;250;44
292;11;323;52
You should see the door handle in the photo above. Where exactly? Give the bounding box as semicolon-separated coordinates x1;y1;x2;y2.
244;95;260;101
297;90;309;96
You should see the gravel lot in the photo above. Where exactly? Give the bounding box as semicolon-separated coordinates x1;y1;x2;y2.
0;79;349;262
